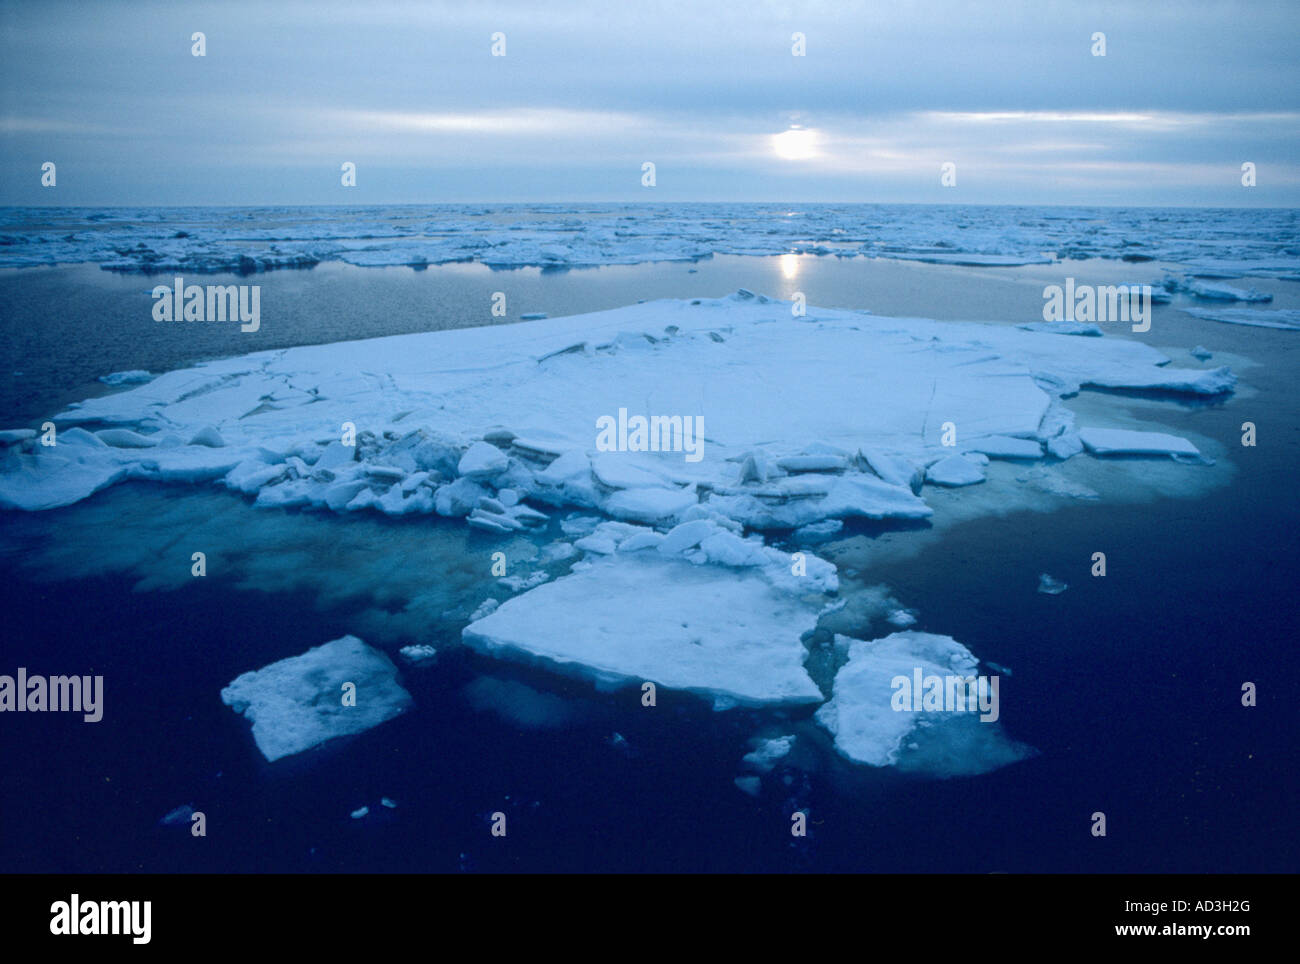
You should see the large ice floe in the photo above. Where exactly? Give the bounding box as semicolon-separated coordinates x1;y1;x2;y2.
1;291;1238;773
221;636;412;762
0;290;1232;517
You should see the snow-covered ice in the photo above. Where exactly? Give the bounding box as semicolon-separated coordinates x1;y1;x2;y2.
1078;428;1201;458
4;204;1295;277
0;292;1232;521
463;521;832;706
815;631;1030;774
220;635;413;762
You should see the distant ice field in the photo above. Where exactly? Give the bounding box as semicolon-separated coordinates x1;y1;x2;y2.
2;203;1297;277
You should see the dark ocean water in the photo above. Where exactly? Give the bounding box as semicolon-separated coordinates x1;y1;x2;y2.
0;251;1296;873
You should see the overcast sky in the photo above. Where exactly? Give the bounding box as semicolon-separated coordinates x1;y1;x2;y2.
2;0;1296;206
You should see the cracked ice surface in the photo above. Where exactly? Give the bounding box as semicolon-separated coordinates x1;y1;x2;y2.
0;291;1233;522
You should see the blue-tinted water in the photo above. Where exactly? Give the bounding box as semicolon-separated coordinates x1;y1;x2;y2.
0;242;1296;873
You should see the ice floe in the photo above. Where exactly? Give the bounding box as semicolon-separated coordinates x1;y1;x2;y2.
815;631;1031;774
220;635;412;762
1181;307;1300;331
1078;428;1201;458
463;521;832;706
0;292;1234;526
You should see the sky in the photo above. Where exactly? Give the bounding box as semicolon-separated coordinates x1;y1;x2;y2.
1;0;1297;206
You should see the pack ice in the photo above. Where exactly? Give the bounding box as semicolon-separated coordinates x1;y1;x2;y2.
1;292;1234;765
221;636;412;762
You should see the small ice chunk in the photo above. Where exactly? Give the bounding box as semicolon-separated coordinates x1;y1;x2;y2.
794;519;843;544
95;428;157;448
188;425;225;448
1190;345;1213;361
469;598;500;621
1017;321;1103;337
964;436;1043;460
734;776;762;797
886;609;917;628
458;441;509;478
1079;428;1200;457
776;454;846;472
99;370;154;386
605;486;697;524
658;519;717;555
159;804;195;826
1037;573;1068;595
314;440;356;470
926;455;986;487
742;735;794;773
351;806;370;819
1185;280;1272;302
221;635;413;762
399;644;438;665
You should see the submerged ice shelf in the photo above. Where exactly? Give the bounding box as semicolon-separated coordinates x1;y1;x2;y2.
1;292;1240;772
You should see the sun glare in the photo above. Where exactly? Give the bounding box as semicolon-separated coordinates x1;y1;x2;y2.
772;127;818;160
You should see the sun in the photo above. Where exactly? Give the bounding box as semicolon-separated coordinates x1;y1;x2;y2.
772;127;818;160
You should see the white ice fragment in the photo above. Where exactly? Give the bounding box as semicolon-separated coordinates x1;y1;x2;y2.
1183;279;1272;302
814;631;1032;775
1017;321;1103;337
221;635;412;762
469;598;500;621
964;436;1043;460
1181;307;1300;330
886;609;917;628
96;428;158;448
1037;573;1068;595
399;644;438;665
794;519;843;544
458;440;509;478
1078;428;1200;457
926;455;986;487
314;441;355;470
463;553;826;706
188;425;225;448
605;486;697;524
742;735;794;773
98;370;154;386
657;519;717;555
